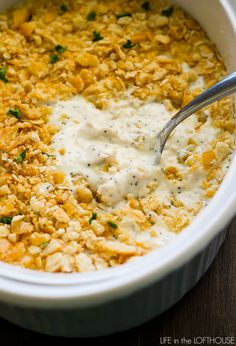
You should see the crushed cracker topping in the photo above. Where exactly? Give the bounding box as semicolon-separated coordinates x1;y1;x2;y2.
0;0;234;273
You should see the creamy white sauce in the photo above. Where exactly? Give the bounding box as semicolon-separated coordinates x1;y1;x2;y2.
118;213;177;246
49;88;223;246
51;96;172;205
51;93;219;209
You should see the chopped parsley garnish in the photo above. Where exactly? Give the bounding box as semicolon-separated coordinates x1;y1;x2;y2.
40;242;49;248
42;152;54;157
92;31;103;42
0;217;13;225
7;108;22;120
50;55;60;64
142;2;150;11
122;39;135;49
87;11;97;21
107;221;118;229
161;6;173;17
116;12;132;19
55;45;67;53
0;66;8;83
16;149;27;163
89;213;97;224
60;3;68;13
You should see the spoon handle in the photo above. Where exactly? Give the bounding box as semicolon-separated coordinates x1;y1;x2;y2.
158;71;236;155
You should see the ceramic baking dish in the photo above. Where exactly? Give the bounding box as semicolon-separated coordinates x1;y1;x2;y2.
0;0;235;337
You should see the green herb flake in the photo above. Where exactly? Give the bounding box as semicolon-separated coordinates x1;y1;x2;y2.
16;149;27;163
60;3;68;13
50;55;60;64
40;242;49;248
7;108;22;120
42;152;54;158
0;217;13;225
122;39;135;49
107;221;118;229
161;6;173;17
89;213;97;224
0;66;9;83
92;31;103;42
116;12;132;19
142;2;150;11
55;45;67;53
87;11;97;21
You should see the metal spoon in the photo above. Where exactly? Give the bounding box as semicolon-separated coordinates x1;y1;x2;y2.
155;71;236;164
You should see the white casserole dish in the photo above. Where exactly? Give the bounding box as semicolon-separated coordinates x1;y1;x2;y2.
0;0;235;337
